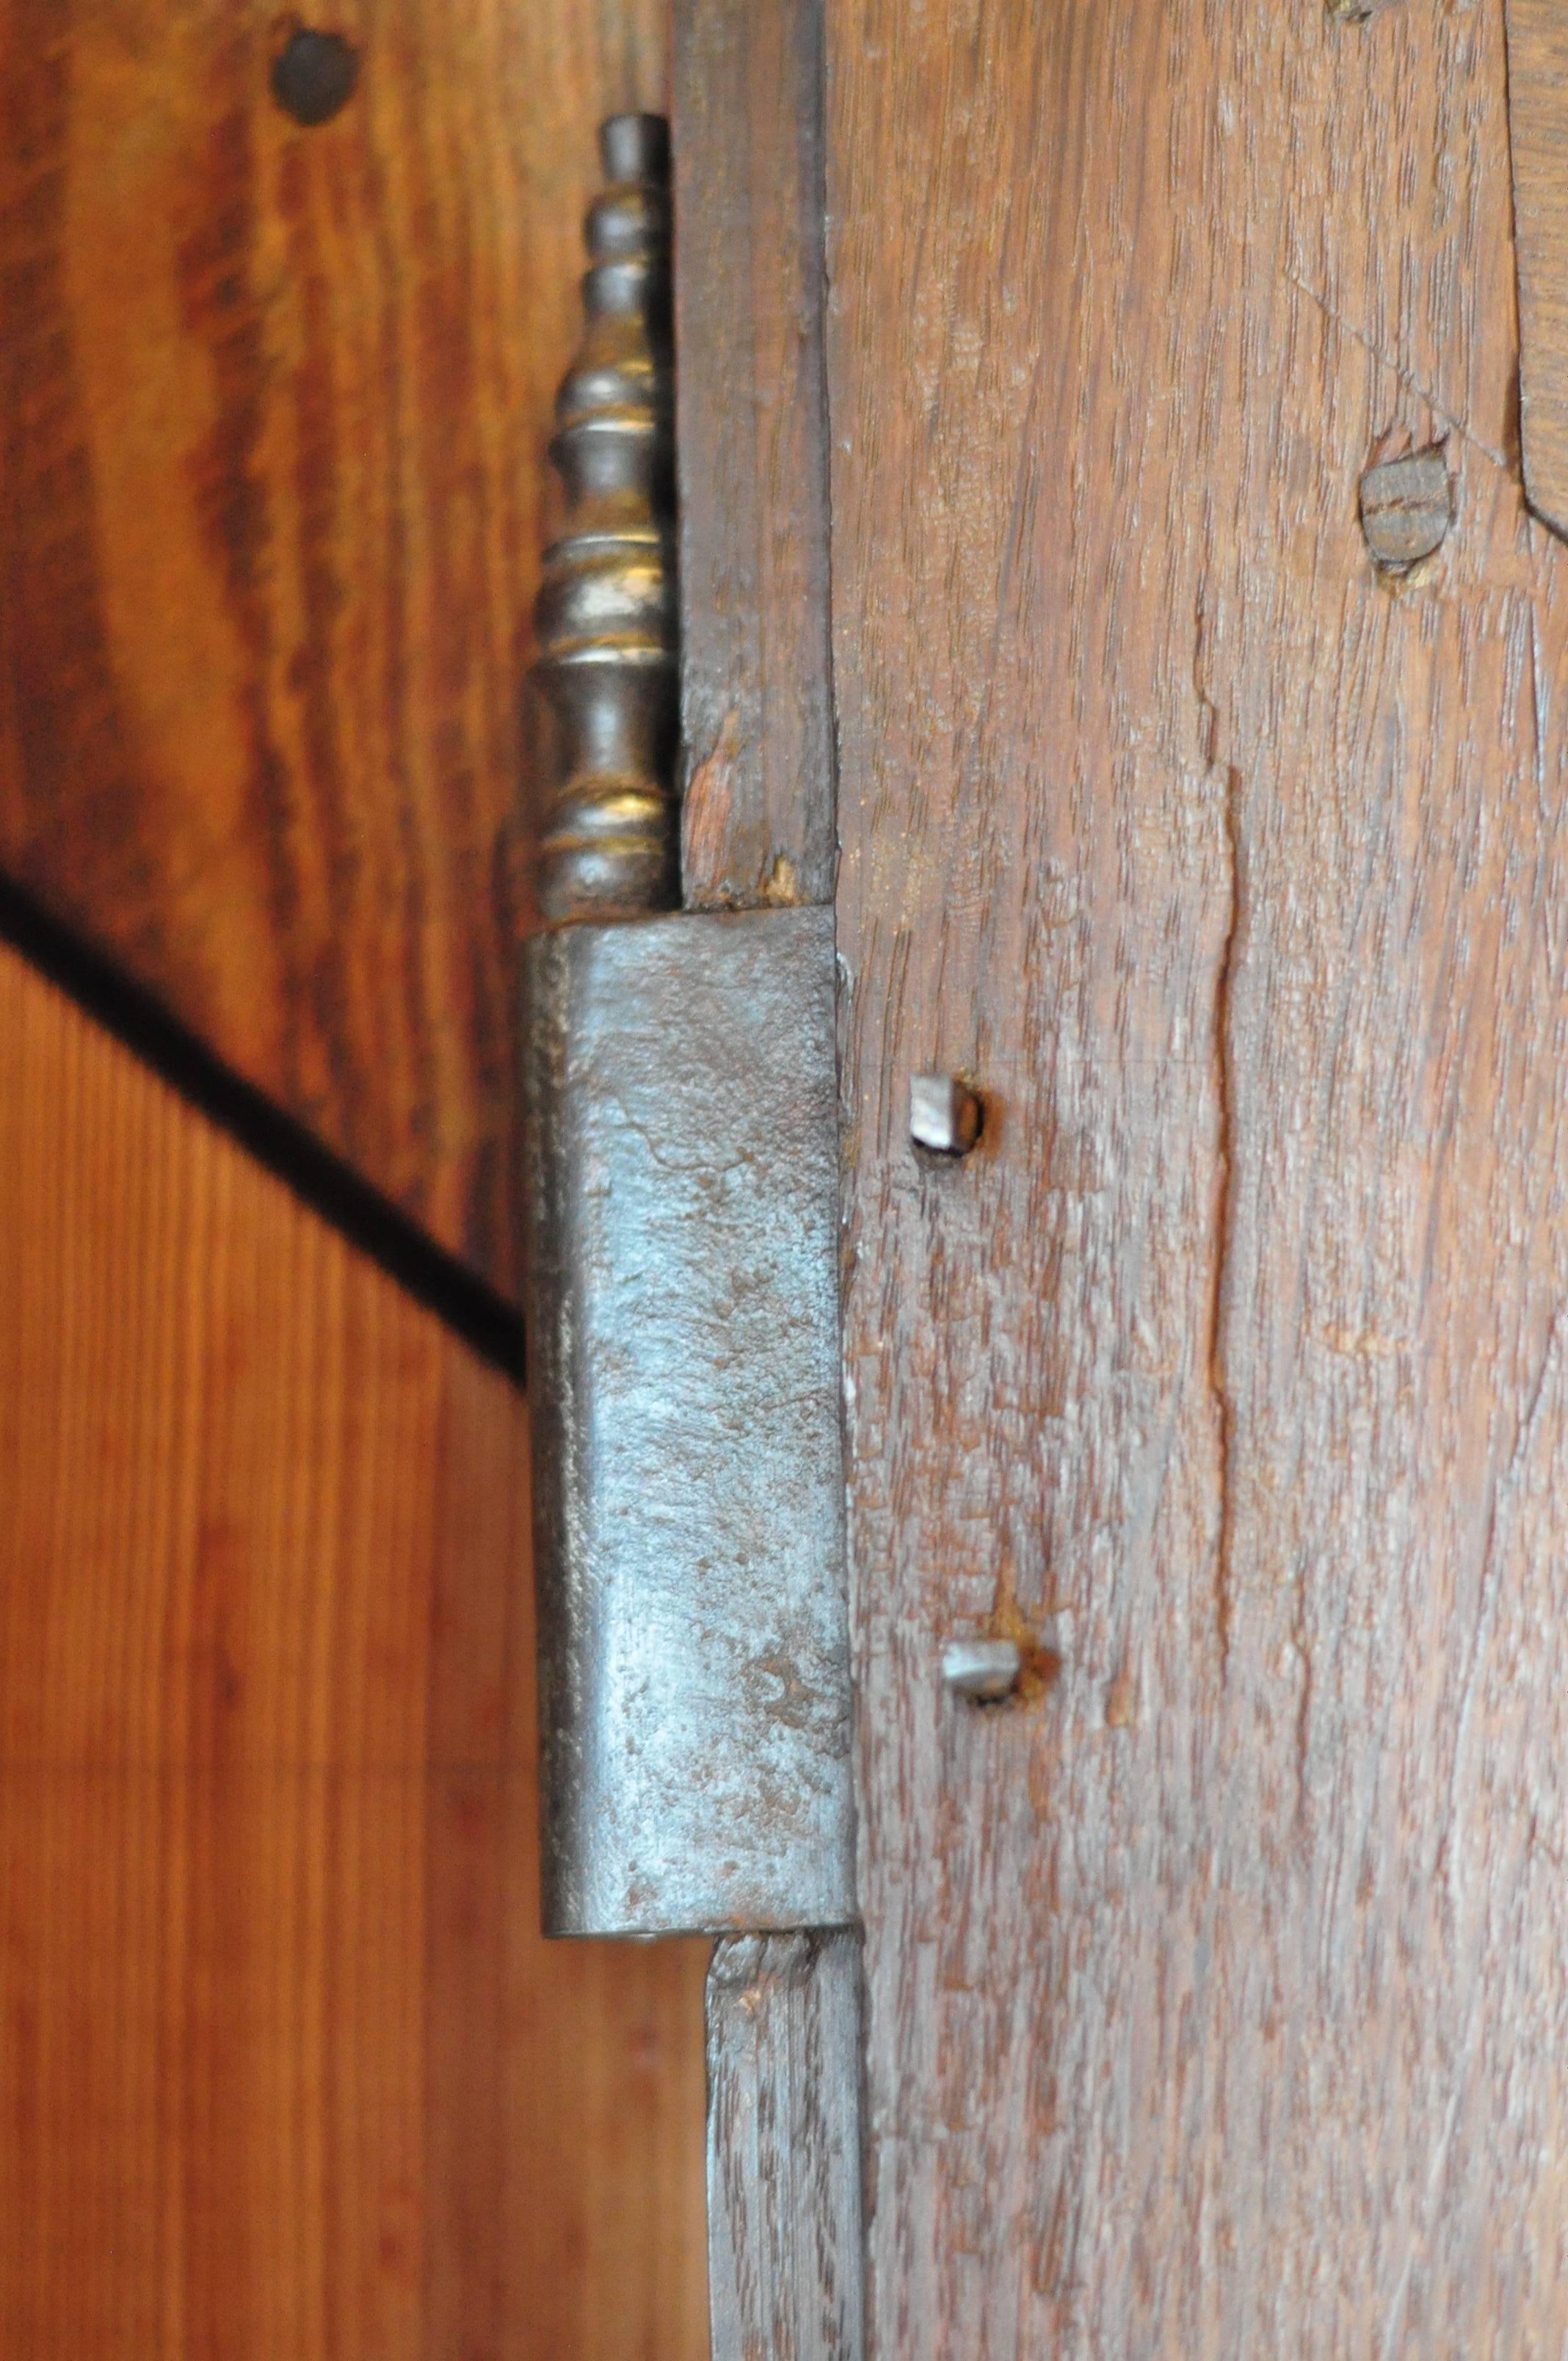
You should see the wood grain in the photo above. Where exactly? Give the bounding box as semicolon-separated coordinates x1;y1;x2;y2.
1505;0;1568;543
0;934;708;2357
706;1932;864;2361
825;0;1568;2349
0;0;667;1300
674;0;835;912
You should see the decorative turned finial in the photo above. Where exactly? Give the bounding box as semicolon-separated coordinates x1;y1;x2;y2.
531;114;678;925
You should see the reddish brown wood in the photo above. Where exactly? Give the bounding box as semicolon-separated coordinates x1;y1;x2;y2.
0;0;667;1299
0;936;708;2357
825;0;1568;2349
674;0;835;912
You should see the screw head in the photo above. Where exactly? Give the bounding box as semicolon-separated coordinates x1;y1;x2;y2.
910;1073;983;1156
941;1638;1021;1702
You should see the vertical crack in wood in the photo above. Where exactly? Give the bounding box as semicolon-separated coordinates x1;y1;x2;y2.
1194;594;1242;1680
1211;762;1242;1684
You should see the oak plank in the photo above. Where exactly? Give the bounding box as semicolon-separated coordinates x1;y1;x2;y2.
0;936;708;2357
825;0;1568;2349
707;1932;864;2361
674;0;835;911
0;0;667;1298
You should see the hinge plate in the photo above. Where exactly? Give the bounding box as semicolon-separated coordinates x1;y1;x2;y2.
521;905;854;1937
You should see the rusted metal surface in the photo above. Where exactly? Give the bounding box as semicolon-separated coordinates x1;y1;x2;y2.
531;115;680;924
706;1932;865;2360
520;904;854;1937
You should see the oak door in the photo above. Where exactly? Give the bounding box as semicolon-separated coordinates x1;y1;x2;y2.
822;0;1568;2351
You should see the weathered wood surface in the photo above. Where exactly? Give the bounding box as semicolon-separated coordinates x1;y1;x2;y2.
672;18;857;2349
0;1;666;1300
707;1933;864;2361
0;935;708;2357
674;0;835;912
825;0;1568;2351
1505;0;1568;543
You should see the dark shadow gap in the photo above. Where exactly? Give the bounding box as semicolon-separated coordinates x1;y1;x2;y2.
0;877;524;1383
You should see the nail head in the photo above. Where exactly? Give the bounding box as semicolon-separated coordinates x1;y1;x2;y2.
911;1073;983;1156
942;1638;1021;1702
270;27;360;128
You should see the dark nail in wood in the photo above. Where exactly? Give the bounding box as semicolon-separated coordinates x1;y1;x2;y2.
270;27;360;128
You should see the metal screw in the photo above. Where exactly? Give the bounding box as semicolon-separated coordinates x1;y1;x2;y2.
941;1637;1021;1702
910;1073;983;1156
